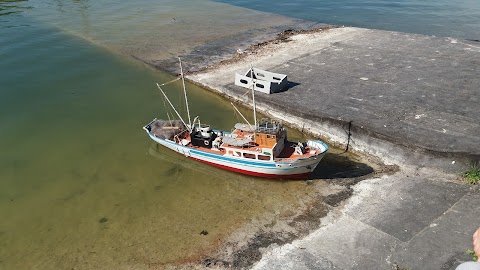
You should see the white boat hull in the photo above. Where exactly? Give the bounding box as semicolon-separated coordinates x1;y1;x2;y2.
146;131;327;179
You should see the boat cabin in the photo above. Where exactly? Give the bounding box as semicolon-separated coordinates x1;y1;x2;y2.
254;120;285;156
223;147;273;161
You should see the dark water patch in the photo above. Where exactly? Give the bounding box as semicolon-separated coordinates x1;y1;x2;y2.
60;189;86;202
324;189;353;207
115;177;127;183
161;164;184;177
55;170;100;202
231;231;297;269
0;0;31;17
98;217;108;223
287;197;329;236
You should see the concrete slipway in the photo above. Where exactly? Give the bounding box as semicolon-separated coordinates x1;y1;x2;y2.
189;27;479;171
186;27;480;269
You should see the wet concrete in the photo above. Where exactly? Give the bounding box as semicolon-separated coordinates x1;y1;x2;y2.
153;22;328;74
252;174;480;270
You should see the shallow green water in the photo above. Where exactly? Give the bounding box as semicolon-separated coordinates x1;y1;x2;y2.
0;1;376;269
0;2;334;268
24;0;302;67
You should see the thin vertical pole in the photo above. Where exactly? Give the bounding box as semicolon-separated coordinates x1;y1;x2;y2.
251;66;257;129
179;58;191;128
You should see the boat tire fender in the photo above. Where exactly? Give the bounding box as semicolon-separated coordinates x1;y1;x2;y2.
204;140;209;146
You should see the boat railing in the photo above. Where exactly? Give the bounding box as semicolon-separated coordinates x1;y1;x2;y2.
256;126;280;134
306;140;329;153
256;119;282;133
143;118;158;132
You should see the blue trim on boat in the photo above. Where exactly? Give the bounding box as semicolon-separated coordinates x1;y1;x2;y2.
147;131;323;170
148;132;275;167
190;148;277;168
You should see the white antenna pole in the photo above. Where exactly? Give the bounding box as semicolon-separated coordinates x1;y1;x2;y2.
230;102;254;131
251;66;257;129
156;83;191;133
179;58;191;128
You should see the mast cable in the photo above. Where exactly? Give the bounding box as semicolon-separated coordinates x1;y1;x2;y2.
230;102;254;132
156;83;191;133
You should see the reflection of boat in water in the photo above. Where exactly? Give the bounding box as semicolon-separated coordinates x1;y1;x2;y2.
143;59;328;179
148;144;243;180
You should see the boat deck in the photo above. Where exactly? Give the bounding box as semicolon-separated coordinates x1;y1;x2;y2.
185;137;319;161
151;126;320;161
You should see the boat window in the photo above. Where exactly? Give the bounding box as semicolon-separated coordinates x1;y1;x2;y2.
255;83;265;88
258;155;270;160
266;135;271;139
243;153;256;159
234;151;241;157
273;77;281;81
272;135;276;139
257;73;265;77
240;79;248;85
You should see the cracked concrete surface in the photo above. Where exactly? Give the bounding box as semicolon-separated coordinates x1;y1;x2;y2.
252;172;480;270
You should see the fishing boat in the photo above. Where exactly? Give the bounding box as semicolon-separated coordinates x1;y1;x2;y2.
143;60;328;179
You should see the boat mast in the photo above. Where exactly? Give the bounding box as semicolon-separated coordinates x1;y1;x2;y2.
179;58;192;128
251;66;257;129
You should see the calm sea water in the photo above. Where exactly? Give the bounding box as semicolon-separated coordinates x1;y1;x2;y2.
0;2;313;268
1;0;477;268
217;0;480;39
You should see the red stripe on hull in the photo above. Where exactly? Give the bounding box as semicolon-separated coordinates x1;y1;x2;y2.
189;156;311;180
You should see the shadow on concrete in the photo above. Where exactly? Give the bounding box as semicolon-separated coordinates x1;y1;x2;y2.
284;81;300;91
312;152;374;179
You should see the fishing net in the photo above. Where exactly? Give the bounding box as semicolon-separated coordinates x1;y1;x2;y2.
150;119;187;139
